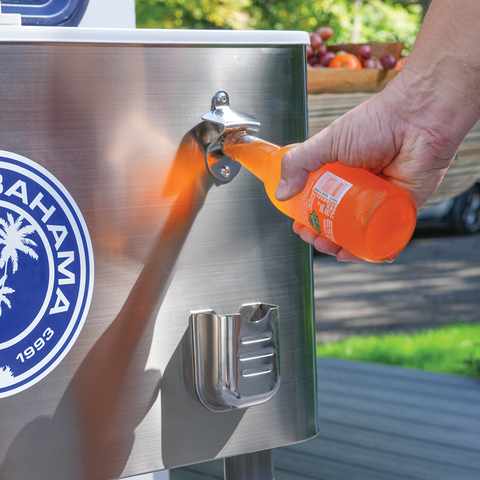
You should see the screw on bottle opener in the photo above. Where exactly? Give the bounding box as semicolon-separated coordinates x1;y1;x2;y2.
195;91;261;182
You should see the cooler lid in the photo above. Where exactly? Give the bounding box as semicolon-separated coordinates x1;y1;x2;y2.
2;0;89;26
0;26;311;45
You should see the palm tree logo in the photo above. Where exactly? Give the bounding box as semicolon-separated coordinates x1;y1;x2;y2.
0;365;14;386
0;213;38;317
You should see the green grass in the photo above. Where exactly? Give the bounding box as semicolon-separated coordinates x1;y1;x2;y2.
317;323;480;376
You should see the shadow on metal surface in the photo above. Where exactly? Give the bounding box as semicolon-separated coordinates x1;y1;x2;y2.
0;127;216;480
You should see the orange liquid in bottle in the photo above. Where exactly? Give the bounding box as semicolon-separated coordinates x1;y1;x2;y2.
222;131;417;263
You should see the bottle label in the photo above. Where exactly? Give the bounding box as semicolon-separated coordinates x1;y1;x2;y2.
313;171;353;204
291;170;353;243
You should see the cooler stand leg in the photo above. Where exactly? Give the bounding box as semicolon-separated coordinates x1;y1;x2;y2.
224;450;275;480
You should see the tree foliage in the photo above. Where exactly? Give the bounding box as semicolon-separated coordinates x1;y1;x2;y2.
135;0;252;30
136;0;423;51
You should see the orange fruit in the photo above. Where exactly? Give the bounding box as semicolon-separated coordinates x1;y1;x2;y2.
394;56;407;70
328;53;362;70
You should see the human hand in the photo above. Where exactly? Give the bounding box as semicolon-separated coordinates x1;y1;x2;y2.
276;77;461;262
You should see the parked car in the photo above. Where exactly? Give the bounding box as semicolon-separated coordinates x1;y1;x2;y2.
417;181;480;234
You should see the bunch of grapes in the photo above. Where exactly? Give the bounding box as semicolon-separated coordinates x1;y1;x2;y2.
307;27;398;70
357;45;397;70
307;27;336;68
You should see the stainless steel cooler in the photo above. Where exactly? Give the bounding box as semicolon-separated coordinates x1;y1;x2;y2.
0;27;316;479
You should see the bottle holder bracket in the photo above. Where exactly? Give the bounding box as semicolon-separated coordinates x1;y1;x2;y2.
190;302;281;412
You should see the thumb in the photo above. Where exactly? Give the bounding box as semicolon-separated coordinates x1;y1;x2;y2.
275;131;334;201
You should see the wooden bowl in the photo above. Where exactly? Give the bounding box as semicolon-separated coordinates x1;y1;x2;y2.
307;68;400;94
307;42;404;94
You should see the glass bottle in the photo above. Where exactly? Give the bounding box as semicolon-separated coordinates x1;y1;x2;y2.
222;131;417;263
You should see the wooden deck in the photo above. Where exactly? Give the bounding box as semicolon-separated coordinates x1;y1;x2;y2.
171;357;480;480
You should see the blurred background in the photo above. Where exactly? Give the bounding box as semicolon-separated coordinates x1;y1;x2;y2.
135;0;425;54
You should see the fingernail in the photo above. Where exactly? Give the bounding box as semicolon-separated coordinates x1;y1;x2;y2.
275;179;289;200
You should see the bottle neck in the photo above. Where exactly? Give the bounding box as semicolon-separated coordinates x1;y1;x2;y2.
222;131;281;182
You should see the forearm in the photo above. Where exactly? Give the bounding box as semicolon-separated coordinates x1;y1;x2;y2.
386;0;480;147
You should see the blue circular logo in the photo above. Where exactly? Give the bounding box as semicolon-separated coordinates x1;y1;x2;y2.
0;151;94;397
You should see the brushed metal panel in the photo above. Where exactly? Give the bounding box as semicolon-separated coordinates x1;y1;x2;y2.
0;38;316;479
